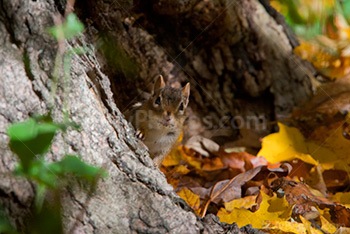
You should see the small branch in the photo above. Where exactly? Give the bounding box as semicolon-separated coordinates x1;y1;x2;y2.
64;0;76;18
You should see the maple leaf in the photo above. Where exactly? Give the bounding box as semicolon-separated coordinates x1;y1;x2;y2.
217;192;293;228
257;122;350;169
224;195;257;212
257;123;318;165
261;215;337;234
262;220;316;234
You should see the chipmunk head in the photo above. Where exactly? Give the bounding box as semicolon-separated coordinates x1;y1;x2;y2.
150;75;190;127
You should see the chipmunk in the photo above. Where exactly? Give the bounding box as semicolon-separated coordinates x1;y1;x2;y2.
128;75;190;167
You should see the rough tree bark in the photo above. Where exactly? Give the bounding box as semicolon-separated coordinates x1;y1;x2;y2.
0;0;313;233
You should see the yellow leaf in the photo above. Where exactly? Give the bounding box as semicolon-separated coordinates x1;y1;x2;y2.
262;220;320;234
162;146;184;167
307;122;350;169
258;122;350;169
163;146;202;169
294;40;349;79
300;216;331;234
224;196;257;212
300;216;313;234
330;192;350;204
299;215;337;234
172;165;190;174
217;192;292;228
177;188;200;214
257;123;317;165
320;215;337;233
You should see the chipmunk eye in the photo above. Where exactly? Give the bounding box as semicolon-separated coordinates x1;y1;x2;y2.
155;97;161;106
179;102;184;111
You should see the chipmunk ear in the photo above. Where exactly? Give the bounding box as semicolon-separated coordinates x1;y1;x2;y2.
182;82;190;107
153;75;166;93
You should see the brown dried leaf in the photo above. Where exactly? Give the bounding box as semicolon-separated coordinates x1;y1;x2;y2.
305;165;328;197
270;177;350;227
210;165;290;204
185;135;219;157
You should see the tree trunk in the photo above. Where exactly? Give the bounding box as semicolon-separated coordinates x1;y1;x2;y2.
79;0;314;149
0;0;313;233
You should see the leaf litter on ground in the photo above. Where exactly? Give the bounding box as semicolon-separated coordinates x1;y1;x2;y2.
161;75;350;233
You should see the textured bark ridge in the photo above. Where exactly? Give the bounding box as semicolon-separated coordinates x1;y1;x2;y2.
0;0;312;233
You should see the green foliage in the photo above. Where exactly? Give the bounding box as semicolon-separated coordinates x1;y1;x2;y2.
0;209;17;234
272;0;350;40
7;113;108;229
51;155;108;182
48;13;84;40
8;114;107;189
7;116;64;172
336;0;350;22
29;193;64;234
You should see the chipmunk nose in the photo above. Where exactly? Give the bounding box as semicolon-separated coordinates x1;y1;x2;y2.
163;111;172;122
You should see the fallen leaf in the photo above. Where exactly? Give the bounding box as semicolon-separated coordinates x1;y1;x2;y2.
299;216;324;234
162;145;184;167
270;177;350;227
322;169;350;192
210;165;289;204
320;215;337;233
257;123;318;165
258;122;350;169
217;192;293;228
162;146;202;169
331;192;350;205
334;227;350;234
201;157;224;171
305;165;327;197
262;220;318;234
177;188;200;214
307;120;350;169
185;135;219;157
224;195;257;212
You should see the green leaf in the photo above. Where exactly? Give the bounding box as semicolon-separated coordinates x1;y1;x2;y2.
0;208;18;234
0;218;18;234
285;0;305;25
7;118;37;141
28;160;58;188
35;183;47;212
65;14;84;39
14;160;58;188
55;155;108;182
48;13;84;40
343;1;350;21
29;195;63;234
7;117;62;172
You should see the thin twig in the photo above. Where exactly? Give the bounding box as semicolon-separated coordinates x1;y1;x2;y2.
64;0;76;18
